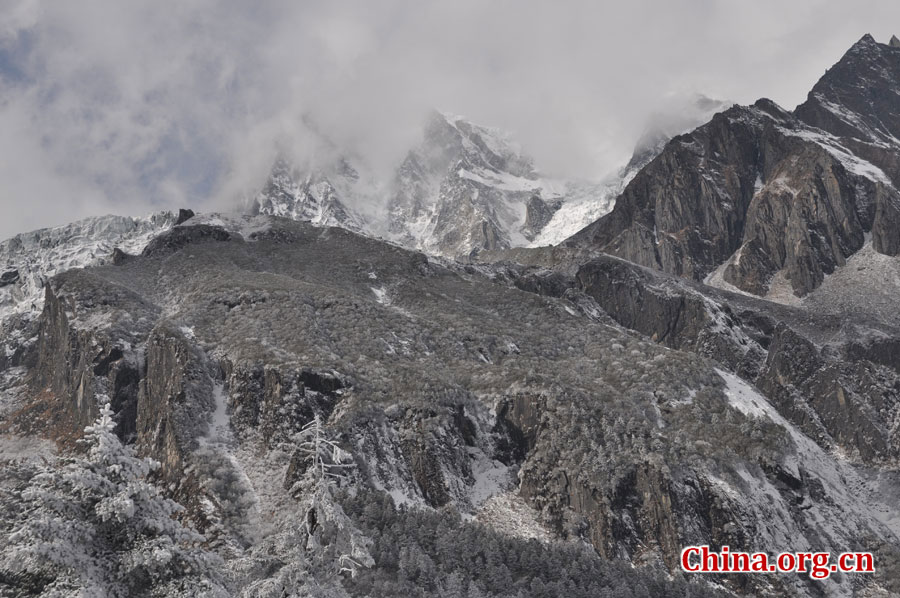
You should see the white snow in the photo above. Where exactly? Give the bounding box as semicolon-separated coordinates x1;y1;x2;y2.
205;383;232;442
457;167;546;194
370;286;389;305
186;213;273;241
717;368;900;547
0;212;177;321
529;179;619;247
753;173;763;193
778;125;894;186
474;492;553;543
194;383;263;546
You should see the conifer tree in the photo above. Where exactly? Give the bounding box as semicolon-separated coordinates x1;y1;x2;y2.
1;401;226;597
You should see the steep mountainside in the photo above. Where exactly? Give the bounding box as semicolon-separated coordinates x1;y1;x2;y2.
0;211;182;321
2;216;899;596
567;35;900;299
530;95;731;249
252;104;727;259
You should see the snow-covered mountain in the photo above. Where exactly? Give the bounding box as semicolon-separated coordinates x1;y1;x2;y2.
249;103;730;258
384;111;570;257
0;211;181;322
384;102;729;256
250;158;366;231
3;34;900;598
531;95;731;248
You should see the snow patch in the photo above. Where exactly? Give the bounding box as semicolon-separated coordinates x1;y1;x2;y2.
186;213;272;241
779;126;894;186
370;286;389;305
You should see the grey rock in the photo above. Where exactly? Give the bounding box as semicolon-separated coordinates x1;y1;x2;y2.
141;224;235;257
521;194;561;241
251;158;364;231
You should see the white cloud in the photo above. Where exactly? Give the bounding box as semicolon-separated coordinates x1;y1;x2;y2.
1;0;899;239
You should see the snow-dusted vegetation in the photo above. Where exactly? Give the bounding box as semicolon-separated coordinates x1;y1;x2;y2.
1;403;225;597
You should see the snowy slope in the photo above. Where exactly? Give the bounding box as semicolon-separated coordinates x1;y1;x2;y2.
534;95;731;248
0;212;177;321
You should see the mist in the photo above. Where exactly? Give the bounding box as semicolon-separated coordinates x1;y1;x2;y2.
1;0;899;240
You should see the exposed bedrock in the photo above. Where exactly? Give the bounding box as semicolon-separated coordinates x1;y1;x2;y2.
31;275;149;440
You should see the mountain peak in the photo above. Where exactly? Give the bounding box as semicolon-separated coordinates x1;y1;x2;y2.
794;32;900;155
854;33;878;48
251;158;364;230
890;34;900;48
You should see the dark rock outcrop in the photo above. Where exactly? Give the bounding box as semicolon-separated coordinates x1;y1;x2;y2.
0;269;19;287
31;273;154;439
795;34;900;185
574;255;767;378
221;360;345;446
507;253;900;464
136;325;215;481
111;248;134;265
756;324;899;462
141;224;235;257
521;194;561;241
174;208;195;226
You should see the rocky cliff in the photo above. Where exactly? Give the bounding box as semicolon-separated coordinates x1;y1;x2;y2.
568;35;900;299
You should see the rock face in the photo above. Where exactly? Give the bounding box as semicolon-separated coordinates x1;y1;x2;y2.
137;325;215;481
568;35;900;298
385;105;729;257
795;34;900;183
5;34;900;598
0;270;18;287
31;270;159;440
174;208;195;225
252;110;634;259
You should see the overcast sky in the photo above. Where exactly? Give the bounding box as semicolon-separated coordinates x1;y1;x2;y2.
1;0;899;239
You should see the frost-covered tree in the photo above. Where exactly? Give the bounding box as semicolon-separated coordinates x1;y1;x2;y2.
0;402;226;598
288;415;374;579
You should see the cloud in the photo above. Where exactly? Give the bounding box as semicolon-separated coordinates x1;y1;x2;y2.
1;0;899;239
